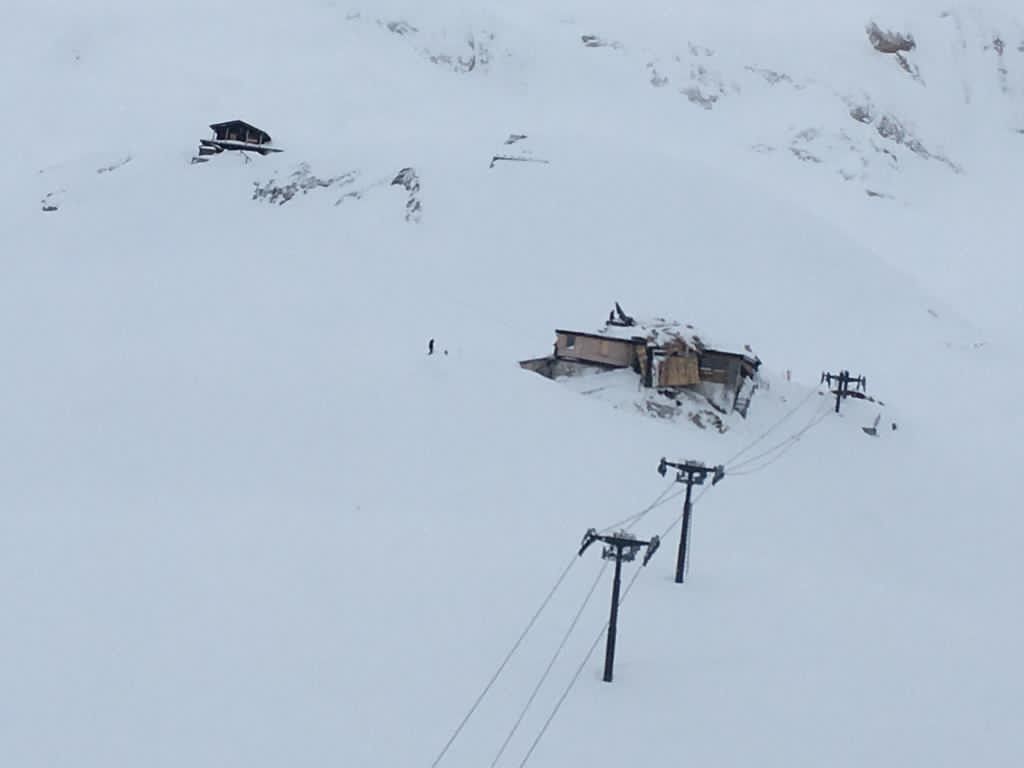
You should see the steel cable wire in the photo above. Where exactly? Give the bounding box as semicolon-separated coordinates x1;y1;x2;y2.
428;553;578;768
516;565;646;768
489;561;609;768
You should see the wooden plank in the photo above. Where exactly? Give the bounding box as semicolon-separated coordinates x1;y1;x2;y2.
659;355;699;387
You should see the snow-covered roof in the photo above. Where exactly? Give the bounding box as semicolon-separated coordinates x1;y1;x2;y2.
202;138;283;153
565;315;758;361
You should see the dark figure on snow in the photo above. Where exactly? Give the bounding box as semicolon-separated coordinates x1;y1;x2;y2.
428;338;435;355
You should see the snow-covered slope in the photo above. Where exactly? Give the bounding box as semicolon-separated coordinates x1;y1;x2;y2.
2;2;1022;767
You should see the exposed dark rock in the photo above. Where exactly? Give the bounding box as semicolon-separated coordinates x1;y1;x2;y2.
866;22;915;54
384;20;417;36
647;63;669;87
681;86;717;109
895;53;923;82
97;156;132;174
988;37;1010;93
847;102;962;173
391;167;423;223
40;191;62;212
581;34;622;49
489;155;550;169
870;142;900;165
875;114;927;155
789;129;823;163
428;31;494;73
745;66;802;88
645;400;680;420
688;410;726;433
252;163;359;205
866;23;921;80
790;148;821;163
850;104;874;124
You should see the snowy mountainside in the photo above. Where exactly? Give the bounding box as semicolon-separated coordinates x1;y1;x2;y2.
345;0;1024;334
2;2;1023;768
10;0;1022;332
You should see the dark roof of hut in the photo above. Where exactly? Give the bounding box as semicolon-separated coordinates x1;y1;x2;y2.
209;120;271;143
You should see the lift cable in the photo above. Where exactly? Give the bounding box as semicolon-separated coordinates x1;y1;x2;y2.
428;552;577;768
489;561;609;768
516;564;646;768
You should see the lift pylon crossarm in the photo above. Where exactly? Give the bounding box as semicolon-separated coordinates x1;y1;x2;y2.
658;458;712;485
599;533;643;548
578;528;600;557
642;535;661;566
578;526;662;683
583;532;658;550
657;457;723;584
821;369;869;414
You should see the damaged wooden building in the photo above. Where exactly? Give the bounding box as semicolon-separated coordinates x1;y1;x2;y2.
521;323;761;416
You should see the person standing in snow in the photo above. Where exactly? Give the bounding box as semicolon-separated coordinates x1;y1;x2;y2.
428;338;435;355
